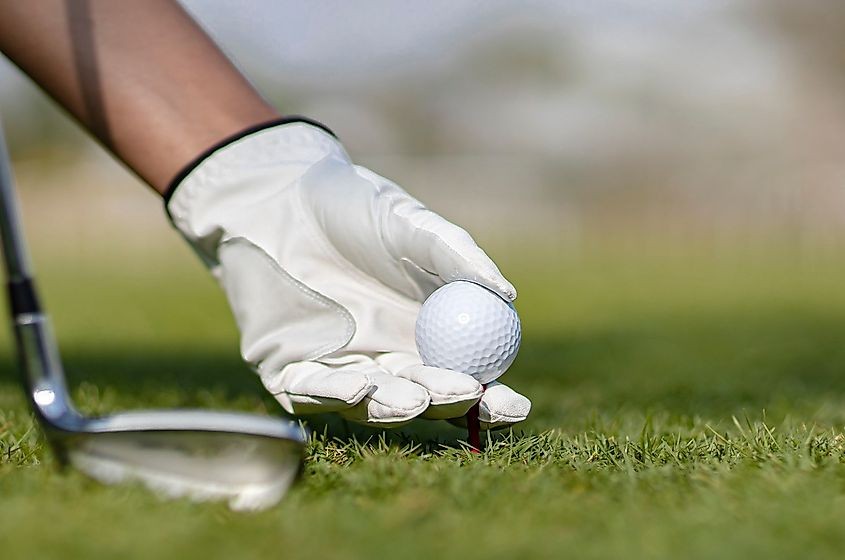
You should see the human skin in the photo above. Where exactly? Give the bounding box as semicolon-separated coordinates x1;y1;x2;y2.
0;0;281;193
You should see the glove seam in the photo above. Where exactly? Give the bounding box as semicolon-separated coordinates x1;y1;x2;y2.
219;237;356;363
427;389;483;404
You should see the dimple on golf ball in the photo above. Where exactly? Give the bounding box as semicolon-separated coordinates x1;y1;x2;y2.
415;281;521;384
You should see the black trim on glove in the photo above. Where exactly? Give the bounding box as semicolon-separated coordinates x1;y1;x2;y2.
162;116;336;207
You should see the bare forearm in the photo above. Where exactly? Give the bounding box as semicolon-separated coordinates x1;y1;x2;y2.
0;0;280;193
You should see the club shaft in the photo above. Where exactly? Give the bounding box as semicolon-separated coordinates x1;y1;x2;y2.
0;120;34;283
0;118;72;426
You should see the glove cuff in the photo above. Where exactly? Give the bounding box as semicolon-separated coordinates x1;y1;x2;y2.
163;115;336;209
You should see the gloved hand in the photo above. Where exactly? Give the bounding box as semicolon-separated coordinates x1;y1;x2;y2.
166;118;531;429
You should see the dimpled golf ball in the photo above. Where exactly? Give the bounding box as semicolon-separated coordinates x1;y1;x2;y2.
415;281;521;384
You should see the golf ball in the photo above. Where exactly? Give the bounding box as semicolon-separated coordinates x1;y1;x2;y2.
415;281;521;384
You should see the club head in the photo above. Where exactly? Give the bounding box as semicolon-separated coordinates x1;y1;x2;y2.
13;315;308;510
0;125;307;510
48;409;307;511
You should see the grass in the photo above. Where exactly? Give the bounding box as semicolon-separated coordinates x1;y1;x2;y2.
4;241;845;559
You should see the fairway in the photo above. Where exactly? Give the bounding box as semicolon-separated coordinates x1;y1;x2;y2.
4;242;845;559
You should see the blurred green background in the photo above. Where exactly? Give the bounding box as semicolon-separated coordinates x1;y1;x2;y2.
4;2;845;559
3;1;845;257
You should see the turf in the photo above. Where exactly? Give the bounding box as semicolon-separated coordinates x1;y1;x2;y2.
3;243;845;559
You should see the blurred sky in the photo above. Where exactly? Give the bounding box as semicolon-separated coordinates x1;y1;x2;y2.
181;1;741;86
179;0;786;158
1;0;843;247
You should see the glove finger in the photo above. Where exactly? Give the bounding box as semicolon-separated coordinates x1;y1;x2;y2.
387;206;517;301
299;161;515;301
375;353;482;420
409;366;483;420
392;367;482;420
479;381;531;429
339;370;430;427
266;360;375;415
448;381;531;430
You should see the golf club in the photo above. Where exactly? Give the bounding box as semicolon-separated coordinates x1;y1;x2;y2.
0;119;307;511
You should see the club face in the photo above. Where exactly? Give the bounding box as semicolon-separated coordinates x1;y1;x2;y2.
47;411;307;511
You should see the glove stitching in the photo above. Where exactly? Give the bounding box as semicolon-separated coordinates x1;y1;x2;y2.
427;389;484;405
219;237;356;363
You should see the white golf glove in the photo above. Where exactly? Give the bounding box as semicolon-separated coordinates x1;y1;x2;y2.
167;119;531;429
